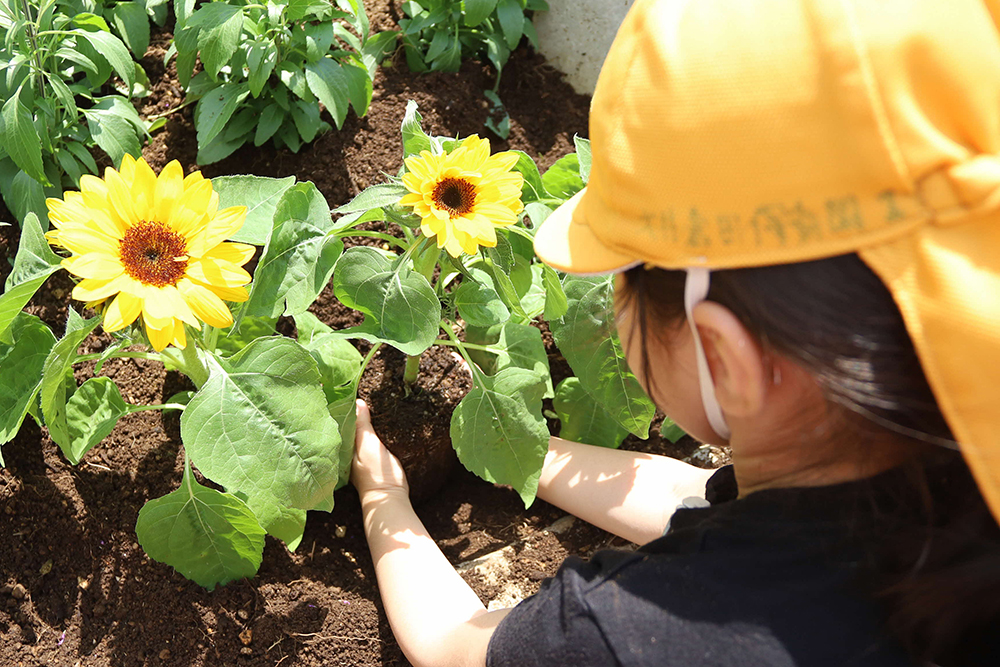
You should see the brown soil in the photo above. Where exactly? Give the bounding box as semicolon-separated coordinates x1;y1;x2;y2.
0;3;713;665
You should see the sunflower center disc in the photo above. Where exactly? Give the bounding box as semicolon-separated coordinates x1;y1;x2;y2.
432;177;476;217
119;221;189;287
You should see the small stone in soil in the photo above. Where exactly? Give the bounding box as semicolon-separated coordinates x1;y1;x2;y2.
159;648;171;660
11;583;26;599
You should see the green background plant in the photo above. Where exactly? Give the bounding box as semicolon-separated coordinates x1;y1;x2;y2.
0;0;148;225
171;0;396;163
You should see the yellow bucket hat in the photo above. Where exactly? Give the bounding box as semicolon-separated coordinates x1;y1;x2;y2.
536;0;1000;519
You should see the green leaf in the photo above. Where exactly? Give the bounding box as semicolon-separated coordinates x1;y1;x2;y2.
304;58;351;129
189;2;243;79
216;317;277;357
254;104;285;146
660;417;687;444
511;151;544;203
212;174;296;245
181;338;342;520
112;1;151;57
541;265;567;320
454;272;509;328
195;82;250;148
72;28;135;92
244;182;343;318
331;246;440;356
0;162;48;227
465;320;552;397
63;377;128;464
573;135;592;184
0;314;56;450
246;40;278;97
326;392;358;490
542;152;585;201
332;183;409;215
553;377;629;448
483;249;528;321
523;201;552;229
0;212;61;341
451;367;549;506
82;97;145;166
136;462;266;590
549;275;655;437
1;92;45;184
342;60;373;117
400;100;431;157
464;0;499;26
72;12;111;31
290;99;322;143
39;312;102;451
495;0;525;50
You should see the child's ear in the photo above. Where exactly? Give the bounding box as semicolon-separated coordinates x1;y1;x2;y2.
691;302;767;418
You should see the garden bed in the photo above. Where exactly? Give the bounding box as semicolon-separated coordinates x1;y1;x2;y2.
0;3;715;665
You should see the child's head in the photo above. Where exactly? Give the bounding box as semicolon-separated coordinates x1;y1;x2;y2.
535;0;1000;517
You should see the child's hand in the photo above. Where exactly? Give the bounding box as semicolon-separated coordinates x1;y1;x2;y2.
350;399;410;498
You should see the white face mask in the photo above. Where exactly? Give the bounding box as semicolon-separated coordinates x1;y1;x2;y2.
685;268;731;442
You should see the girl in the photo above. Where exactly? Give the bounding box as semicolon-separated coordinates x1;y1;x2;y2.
350;0;1000;664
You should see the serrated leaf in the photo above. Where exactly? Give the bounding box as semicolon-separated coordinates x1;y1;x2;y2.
195;82;250;148
63;377;129;464
0;314;56;450
39;312;102;450
189;2;243;79
332;183;409;215
542;152;585;201
400;100;431;158
465;319;552;397
0;162;47;227
136;463;265;589
244;182;343;318
331;246;440;356
72;28;135;92
216;317;277;356
0;212;61;341
212;174;296;245
541;264;567;320
246;40;278;97
1;92;45;184
112;1;151;57
82;97;144;166
573;135;591;184
304;58;350;129
454;273;509;328
549;275;654;437
553;377;629;448
181;338;342;521
451;367;549;506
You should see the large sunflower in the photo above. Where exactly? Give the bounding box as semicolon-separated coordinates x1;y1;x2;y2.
399;135;524;257
46;155;253;351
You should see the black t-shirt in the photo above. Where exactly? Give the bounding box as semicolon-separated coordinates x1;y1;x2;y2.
487;466;919;667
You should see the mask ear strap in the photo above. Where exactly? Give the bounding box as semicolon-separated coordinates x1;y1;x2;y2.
685;268;732;441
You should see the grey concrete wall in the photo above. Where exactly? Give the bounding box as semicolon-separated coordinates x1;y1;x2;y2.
533;0;635;95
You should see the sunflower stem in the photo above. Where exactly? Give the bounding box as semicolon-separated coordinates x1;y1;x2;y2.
160;342;210;389
403;353;421;387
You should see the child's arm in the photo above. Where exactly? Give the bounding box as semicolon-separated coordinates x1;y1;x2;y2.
352;401;506;667
537;436;717;545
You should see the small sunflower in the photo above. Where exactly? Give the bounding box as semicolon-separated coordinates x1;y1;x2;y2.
46;155;253;351
399;135;524;257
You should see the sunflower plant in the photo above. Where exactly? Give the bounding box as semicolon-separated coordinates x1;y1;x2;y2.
0;156;365;589
299;101;660;506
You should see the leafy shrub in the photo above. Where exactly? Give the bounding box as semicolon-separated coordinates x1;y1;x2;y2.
171;0;397;164
0;0;148;224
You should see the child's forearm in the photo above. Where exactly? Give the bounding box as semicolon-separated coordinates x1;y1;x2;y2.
537;436;717;544
359;488;510;667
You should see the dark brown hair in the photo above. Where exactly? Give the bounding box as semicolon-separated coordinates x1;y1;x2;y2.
618;253;1000;665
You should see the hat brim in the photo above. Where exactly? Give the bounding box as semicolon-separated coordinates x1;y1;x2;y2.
533;189;642;276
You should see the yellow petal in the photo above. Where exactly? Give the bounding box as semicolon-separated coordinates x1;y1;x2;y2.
154;160;184;225
141;285;197;327
130;157;159;222
71;275;128;302
62;253;125;280
104;166;139;230
142;313;173;351
204;242;255;266
204;283;249;303
169;178;214;239
179;280;234;328
186;205;246;256
103;291;142;331
171;319;187;349
50;227;119;256
185;257;252;288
